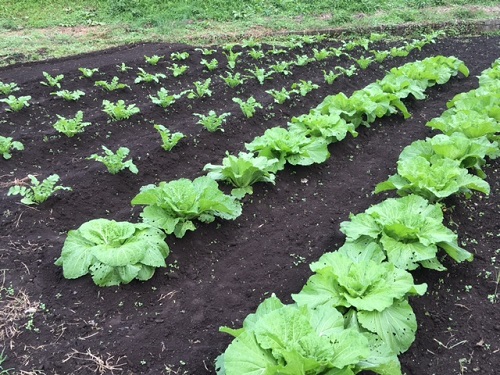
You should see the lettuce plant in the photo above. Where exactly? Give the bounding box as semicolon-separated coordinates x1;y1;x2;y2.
54;219;169;287
154;124;185;151
51;89;85;101
291;80;319;96
245;66;274;85
53;111;91;137
78;67;98;78
216;295;401;375
194;110;230;132
144;54;164;65
223;48;242;70
294;54;313;66
95;76;130;91
203;152;279;198
40;72;64;88
269;61;293;76
371;50;390;63
0;81;19;95
232;96;262;118
168;63;188;77
375;155;490;202
102;99;140;121
116;62;132;72
87;146;138;174
293;240;427;354
312;48;331;61
7;174;72;205
323;70;341;84
340;194;473;271
245;127;330;171
265;88;294;104
0;95;31;112
186;78;212;99
0;135;24;159
220;72;246;88
131;176;242;238
355;56;374;70
149;88;182;108
170;51;189;61
335;64;358;77
134;68;166;84
201;58;218;71
248;48;264;60
195;47;216;55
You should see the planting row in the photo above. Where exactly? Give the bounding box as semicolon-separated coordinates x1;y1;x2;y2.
214;59;499;374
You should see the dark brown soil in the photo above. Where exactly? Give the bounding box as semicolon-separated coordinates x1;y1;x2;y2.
0;35;499;375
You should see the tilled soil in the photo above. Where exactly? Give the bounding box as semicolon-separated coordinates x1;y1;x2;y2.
0;35;499;374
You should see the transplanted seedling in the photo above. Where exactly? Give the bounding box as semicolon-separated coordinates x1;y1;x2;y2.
220;72;246;88
51;89;85;101
154;124;185;151
291;80;319;96
134;68;166;84
78;67;99;78
150;88;182;108
40;72;64;88
266;88;295;104
201;58;219;71
95;76;130;91
170;51;189;61
0;95;31;112
0;135;24;159
194;110;231;132
232;96;263;118
185;78;212;99
7;174;72;205
245;66;274;85
0;81;20;95
102;100;140;121
168;63;188;77
52;111;91;137
87;146;138;174
323;70;341;85
144;54;164;65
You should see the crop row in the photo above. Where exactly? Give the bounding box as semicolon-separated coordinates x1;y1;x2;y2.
214;59;499;374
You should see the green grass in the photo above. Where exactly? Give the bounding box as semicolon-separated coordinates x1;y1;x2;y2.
0;0;498;66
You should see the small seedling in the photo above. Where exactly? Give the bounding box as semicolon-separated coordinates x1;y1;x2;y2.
248;48;264;60
266;88;294;104
323;70;341;84
116;62;132;72
232;96;262;118
291;80;319;96
270;61;293;76
195;48;216;55
355;56;374;70
144;54;164;65
0;81;19;95
78;67;99;78
154;124;185;151
220;72;246;88
313;48;331;61
7;174;72;205
52;111;91;137
168;63;188;77
170;51;189;61
102;99;140;121
241;38;261;48
0;95;31;112
294;55;313;67
335;65;358;77
390;46;410;57
95;76;130;91
40;72;64;88
0;135;24;159
245;66;274;85
186;78;212;99
371;50;390;63
134;68;166;84
51;89;85;101
201;58;219;71
87;146;138;174
150;88;182;108
194;110;230;132
223;48;242;70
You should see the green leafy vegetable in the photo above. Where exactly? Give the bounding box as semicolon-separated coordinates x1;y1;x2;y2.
0;81;20;95
194;110;231;132
203;151;279;198
149;88;182;108
102;99;140;121
53;111;92;137
0;95;31;112
87;146;138;174
51;89;85;101
0;135;24;159
289;110;358;143
154;124;185;151
95;76;130;91
40;71;64;88
340;194;473;271
134;68;166;84
7;174;72;205
131;176;242;238
54;219;169;287
232;96;262;118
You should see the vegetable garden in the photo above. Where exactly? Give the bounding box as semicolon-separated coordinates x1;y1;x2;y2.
0;33;499;374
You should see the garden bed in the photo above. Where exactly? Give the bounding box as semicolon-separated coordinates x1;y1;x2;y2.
0;35;499;374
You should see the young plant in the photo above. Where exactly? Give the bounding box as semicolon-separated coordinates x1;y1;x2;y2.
40;72;64;88
241;38;261;48
248;48;264;60
51;89;85;101
269;61;293;76
0;81;19;95
291;80;319;96
149;88;182;108
294;54;313;66
335;64;358;77
116;62;132;72
134;68;166;84
220;71;246;88
102;99;140;121
168;63;188;77
323;70;341;84
267;46;287;55
390;46;410;57
186;78;212;99
355;56;374;70
266;88;294;104
340;194;473;271
203;151;279;198
94;76;130;91
371;50;390;63
170;51;189;61
55;219;169;287
223;48;242;69
232;96;262;118
131;176;242;238
0;135;24;159
87;146;138;174
0;95;31;112
7;174;72;205
245;66;274;85
53;111;91;137
154;124;185;151
312;48;331;61
195;47;216;55
194;110;231;132
144;54;164;65
78;67;99;78
201;58;219;71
